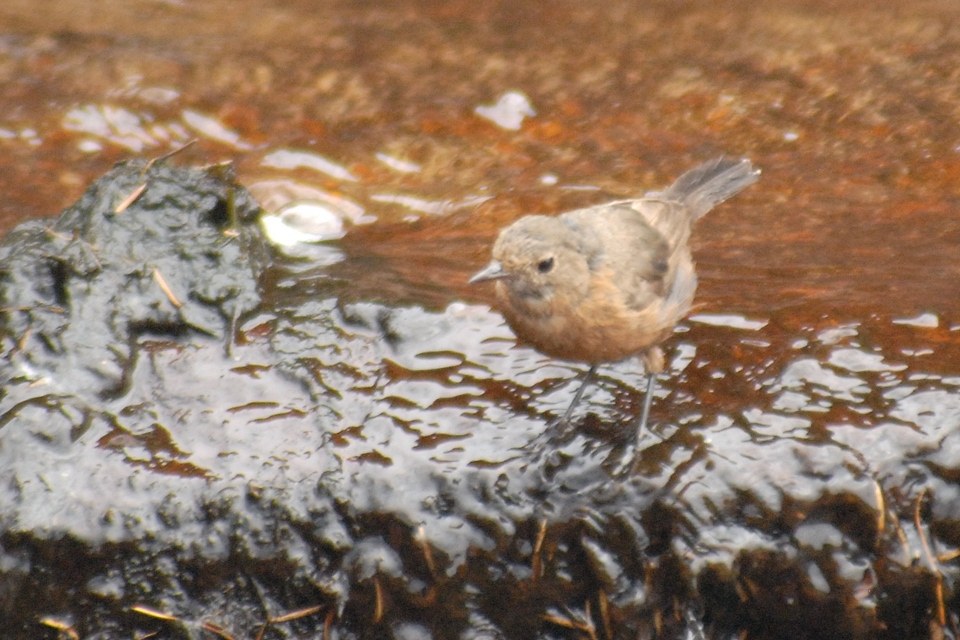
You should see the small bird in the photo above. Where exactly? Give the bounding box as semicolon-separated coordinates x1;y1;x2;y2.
470;157;759;436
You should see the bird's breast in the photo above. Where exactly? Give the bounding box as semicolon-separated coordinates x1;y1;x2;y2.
494;268;684;364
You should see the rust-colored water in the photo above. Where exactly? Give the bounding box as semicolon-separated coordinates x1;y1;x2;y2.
2;0;958;322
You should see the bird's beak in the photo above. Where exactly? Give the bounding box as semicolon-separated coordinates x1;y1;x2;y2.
469;260;507;284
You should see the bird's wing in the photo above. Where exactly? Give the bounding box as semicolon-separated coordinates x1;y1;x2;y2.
621;197;692;252
561;203;670;309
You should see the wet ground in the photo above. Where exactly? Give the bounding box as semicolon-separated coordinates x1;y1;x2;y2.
1;1;960;638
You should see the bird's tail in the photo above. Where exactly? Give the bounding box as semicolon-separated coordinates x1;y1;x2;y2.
663;157;760;220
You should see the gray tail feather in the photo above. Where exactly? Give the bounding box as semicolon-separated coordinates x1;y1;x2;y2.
664;157;760;220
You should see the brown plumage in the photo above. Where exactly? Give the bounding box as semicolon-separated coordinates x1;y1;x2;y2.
470;157;760;432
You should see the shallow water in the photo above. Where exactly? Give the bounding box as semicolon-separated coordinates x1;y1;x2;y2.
1;0;959;638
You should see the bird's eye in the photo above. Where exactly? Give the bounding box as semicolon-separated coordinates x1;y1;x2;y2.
537;257;555;273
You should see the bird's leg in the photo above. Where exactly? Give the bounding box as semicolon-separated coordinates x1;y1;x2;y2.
635;346;664;436
637;373;657;434
559;364;597;425
616;359;660;476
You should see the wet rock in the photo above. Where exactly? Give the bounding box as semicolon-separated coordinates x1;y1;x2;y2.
0;159;267;397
